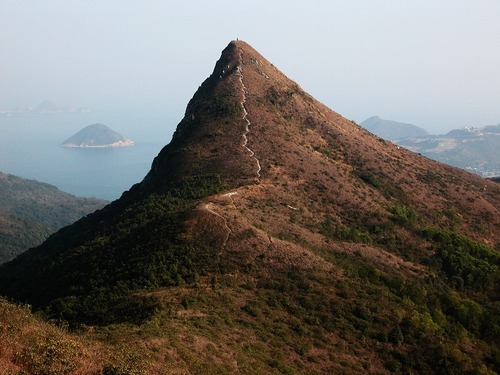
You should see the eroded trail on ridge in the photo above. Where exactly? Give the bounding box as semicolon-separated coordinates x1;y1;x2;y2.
199;50;263;266
236;50;262;179
204;202;232;248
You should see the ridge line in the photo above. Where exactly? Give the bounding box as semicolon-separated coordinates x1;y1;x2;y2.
236;49;262;180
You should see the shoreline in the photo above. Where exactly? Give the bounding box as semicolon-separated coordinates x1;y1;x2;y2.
61;140;134;148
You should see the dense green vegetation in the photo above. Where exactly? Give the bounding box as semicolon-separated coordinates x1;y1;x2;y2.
0;217;53;264
248;260;497;374
2;178;497;373
0;172;106;263
0;175;224;325
321;215;373;244
422;227;499;291
314;198;499;372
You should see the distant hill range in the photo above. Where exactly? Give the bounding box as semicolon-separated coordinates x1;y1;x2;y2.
31;100;90;114
0;172;107;264
61;123;134;148
0;100;90;115
361;116;500;177
361;115;428;139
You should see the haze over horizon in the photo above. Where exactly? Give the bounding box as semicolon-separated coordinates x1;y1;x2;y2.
1;0;499;135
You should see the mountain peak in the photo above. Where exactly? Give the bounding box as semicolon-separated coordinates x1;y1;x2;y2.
140;39;498;224
140;40;275;193
141;39;345;196
213;40;271;78
1;40;499;373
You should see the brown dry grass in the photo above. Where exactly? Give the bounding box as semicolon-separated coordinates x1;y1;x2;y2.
0;298;106;374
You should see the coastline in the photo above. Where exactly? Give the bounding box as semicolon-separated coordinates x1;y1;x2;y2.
61;140;134;148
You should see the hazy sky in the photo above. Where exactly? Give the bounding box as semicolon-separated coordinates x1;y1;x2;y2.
1;0;499;134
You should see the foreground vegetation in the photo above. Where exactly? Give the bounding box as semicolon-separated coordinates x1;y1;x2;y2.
1;233;498;374
1;180;498;373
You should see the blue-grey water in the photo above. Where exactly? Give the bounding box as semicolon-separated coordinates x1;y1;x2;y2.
0;111;178;200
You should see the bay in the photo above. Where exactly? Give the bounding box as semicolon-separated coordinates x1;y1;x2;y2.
0;111;178;200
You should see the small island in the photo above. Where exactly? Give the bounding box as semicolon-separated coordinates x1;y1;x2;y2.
61;123;134;148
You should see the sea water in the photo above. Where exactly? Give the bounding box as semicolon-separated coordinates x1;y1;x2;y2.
0;111;178;200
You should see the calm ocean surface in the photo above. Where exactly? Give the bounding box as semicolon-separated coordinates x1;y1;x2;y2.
0;111;178;200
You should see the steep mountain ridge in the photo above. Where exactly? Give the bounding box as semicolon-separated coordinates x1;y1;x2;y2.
0;41;499;374
141;42;262;193
146;40;498;245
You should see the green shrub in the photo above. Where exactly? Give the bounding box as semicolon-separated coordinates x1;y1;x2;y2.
422;228;499;290
321;216;373;244
389;325;404;345
389;205;418;226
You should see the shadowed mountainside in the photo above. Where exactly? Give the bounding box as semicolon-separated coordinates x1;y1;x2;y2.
0;40;499;374
0;172;107;264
